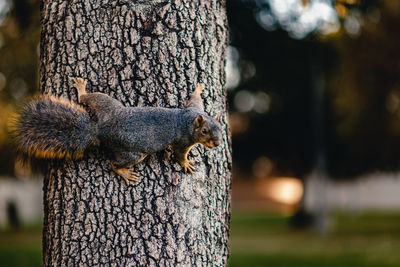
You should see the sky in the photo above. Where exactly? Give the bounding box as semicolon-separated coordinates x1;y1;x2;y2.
255;0;341;38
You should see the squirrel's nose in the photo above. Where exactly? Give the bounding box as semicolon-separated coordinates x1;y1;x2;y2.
214;140;220;147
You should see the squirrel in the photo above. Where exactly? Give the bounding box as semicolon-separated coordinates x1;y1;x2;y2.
13;78;222;185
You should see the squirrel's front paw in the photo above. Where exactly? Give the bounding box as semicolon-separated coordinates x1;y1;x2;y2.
180;160;196;174
111;165;140;186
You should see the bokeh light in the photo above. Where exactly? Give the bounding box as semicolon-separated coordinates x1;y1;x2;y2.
266;177;304;205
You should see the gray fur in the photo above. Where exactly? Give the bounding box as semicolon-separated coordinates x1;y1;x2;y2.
97;104;221;169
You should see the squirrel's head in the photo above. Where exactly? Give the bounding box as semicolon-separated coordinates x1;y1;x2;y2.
192;113;222;148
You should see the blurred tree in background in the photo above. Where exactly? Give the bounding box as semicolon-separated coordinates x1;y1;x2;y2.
327;1;400;177
227;0;400;179
0;0;40;176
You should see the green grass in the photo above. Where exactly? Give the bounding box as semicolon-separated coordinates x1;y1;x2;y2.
1;213;400;266
229;212;400;267
0;223;42;267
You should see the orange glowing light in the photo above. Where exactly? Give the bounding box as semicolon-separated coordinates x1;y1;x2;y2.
266;177;303;205
335;3;348;18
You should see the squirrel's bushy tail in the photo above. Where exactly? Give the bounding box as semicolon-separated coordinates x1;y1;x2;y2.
13;95;98;160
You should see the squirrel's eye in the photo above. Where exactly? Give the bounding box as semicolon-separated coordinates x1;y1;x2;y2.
202;128;208;134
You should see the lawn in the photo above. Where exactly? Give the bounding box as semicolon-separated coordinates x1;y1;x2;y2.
0;223;42;267
229;212;400;267
1;212;400;266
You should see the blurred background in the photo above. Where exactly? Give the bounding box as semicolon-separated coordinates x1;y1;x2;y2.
1;0;400;266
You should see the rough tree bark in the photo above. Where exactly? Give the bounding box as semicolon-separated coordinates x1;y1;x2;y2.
40;0;230;266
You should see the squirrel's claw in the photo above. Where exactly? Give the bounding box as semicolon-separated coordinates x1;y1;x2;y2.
72;77;86;88
181;160;195;174
123;170;140;185
72;77;87;100
129;170;140;180
111;164;140;186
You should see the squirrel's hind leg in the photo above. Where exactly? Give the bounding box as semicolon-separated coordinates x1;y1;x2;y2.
71;77;88;102
71;77;124;123
111;152;147;186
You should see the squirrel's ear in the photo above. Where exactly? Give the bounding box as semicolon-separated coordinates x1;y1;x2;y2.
194;114;205;128
214;112;221;122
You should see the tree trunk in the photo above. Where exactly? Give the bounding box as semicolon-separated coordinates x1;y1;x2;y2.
40;0;231;266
